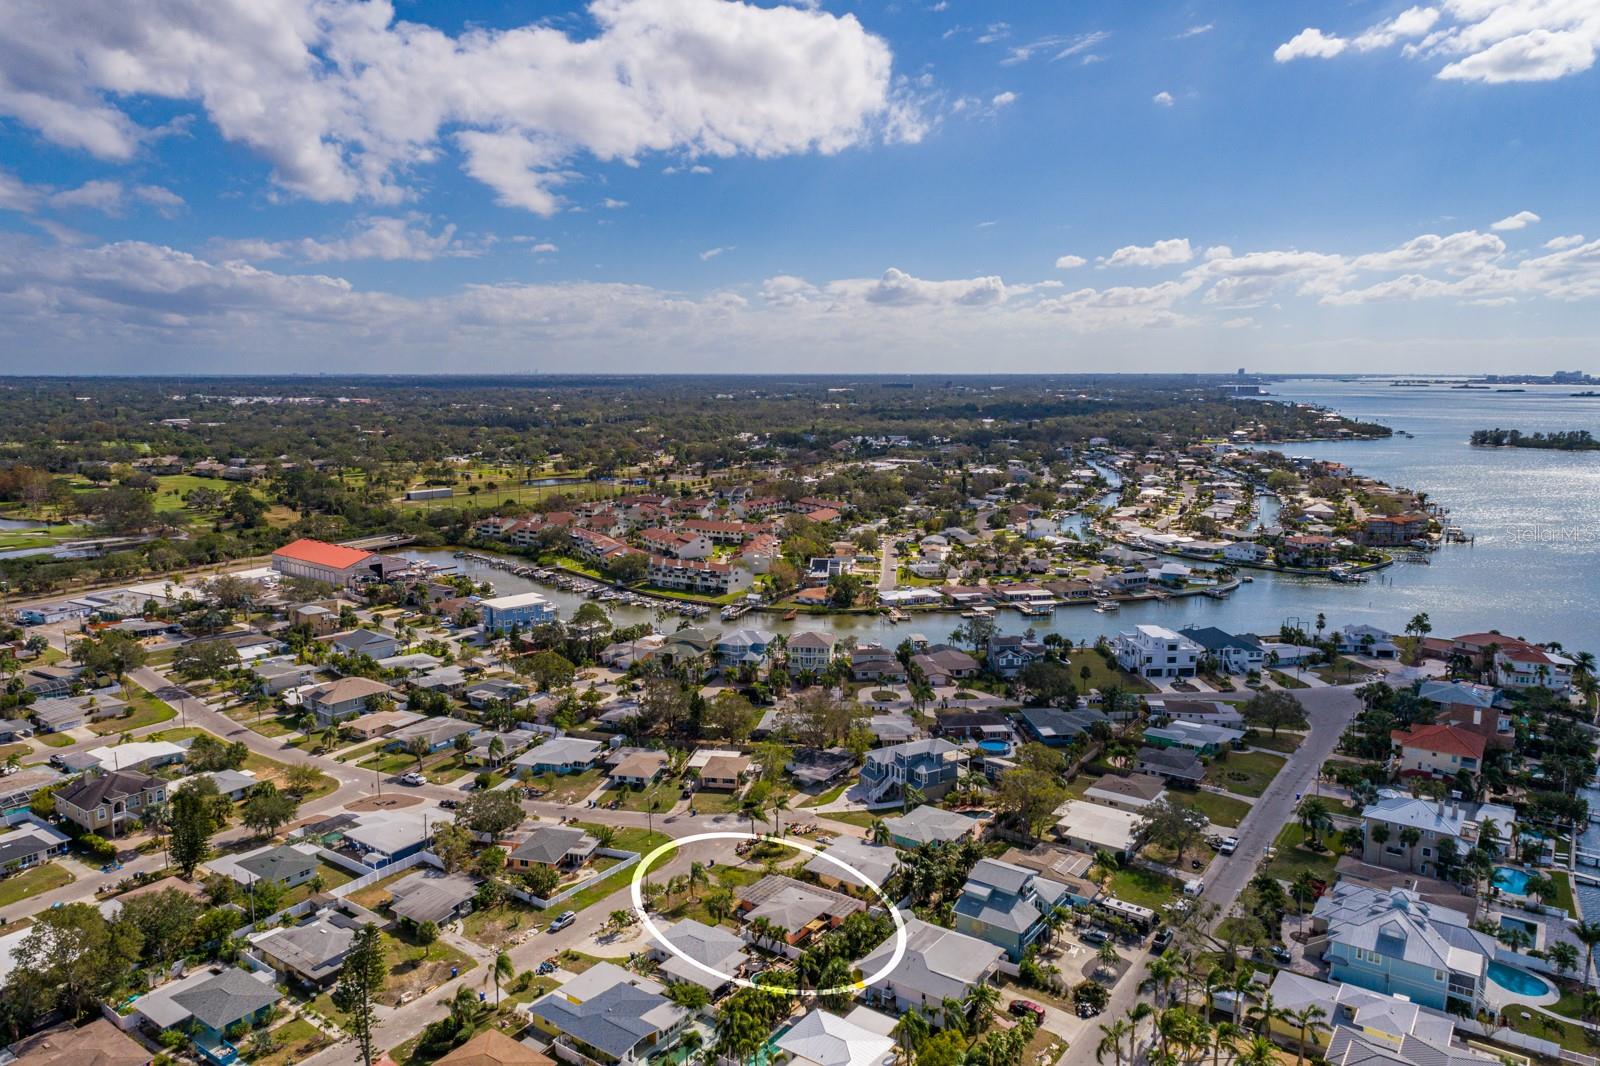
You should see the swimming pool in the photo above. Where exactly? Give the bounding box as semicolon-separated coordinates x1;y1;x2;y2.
978;740;1010;754
1487;961;1552;998
1494;867;1533;895
1500;915;1538;938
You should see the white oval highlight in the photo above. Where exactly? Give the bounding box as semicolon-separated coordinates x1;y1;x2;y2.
628;830;907;997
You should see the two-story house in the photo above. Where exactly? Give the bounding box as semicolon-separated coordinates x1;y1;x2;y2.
953;858;1069;961
986;635;1047;679
1313;883;1494;1014
715;628;776;669
786;631;839;674
1359;793;1514;876
1177;626;1266;674
858;738;963;803
1112;625;1202;679
54;770;167;837
1390;723;1485;779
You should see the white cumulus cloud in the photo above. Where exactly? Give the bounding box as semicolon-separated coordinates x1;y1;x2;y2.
1491;210;1540;231
1103;238;1193;268
1153;91;1175;106
1055;255;1086;270
1275;28;1348;62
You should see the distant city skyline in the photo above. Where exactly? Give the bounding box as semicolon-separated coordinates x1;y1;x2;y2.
0;0;1596;374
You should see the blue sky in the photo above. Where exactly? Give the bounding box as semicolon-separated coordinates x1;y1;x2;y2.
0;0;1596;374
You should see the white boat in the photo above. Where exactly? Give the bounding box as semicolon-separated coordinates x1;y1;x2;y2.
1094;601;1120;613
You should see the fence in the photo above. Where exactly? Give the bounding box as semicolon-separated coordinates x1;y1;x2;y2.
509;848;640;910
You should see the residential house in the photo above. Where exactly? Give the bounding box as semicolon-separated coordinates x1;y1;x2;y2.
856;918;1003;1017
1017;706;1107;747
1148;699;1245;730
6;1019;152;1066
251;658;320;695
646;919;751;995
327;628;400;661
881;805;978;849
850;644;907;683
466;728;537;766
0;818;71;875
910;647;978;686
1358;513;1430;547
1313;883;1495;1013
645;556;751;596
638;528;712;560
1112;625;1202;679
1050;800;1144;858
289;603;339;635
934;711;1013;744
168;966;282;1064
1264;970;1484;1065
248;909;360;987
463;678;528;709
1359;793;1514;877
301;676;396;726
1178;626;1266;674
1135;746;1205;786
479;592;558;633
735;875;865;949
1390;724;1485;779
526;963;689;1065
803;836;899;892
510;826;599;872
697;754;749;791
388;871;480;927
344;709;424;740
1142;719;1243;755
953;858;1069;960
515;737;604;776
986;635;1046;679
385;716;479;753
769;1008;896;1066
1335;625;1401;659
1417;680;1513;750
30;695;123;733
54;770;166;837
435;1030;556;1066
608;750;669;787
1222;541;1269;565
787;631;840;674
716;629;776;668
234;844;320;889
1277;534;1338;568
1083;773;1167;813
859;738;963;803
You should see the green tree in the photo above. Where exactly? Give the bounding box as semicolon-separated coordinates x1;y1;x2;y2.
169;782;218;878
241;783;298;837
336;924;389;1066
14;903;142;1019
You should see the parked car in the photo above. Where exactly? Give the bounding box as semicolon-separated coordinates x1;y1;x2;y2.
1008;1001;1046;1025
1151;927;1174;952
438;798;459;810
1270;945;1293;964
400;771;425;786
1080;928;1109;947
548;911;576;932
1219;836;1239;855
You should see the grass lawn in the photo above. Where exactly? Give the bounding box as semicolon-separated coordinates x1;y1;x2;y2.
1548;869;1577;914
1183;790;1253;829
347;868;416;910
359;750;423;776
278;861;357;907
0;742;31;762
1249;732;1306;754
1269;670;1310;690
87;687;177;735
612;778;682;813
378;928;476;1006
422;754;474;785
531;768;604;805
37;732;76;748
1262;824;1341;885
816;810;885;831
1067;650;1157;694
461;899;544;951
1313;657;1367;685
1501;1003;1600;1053
334;740;388;763
247;1017;332;1066
577;823;670;857
1207;750;1286;798
0;862;75;907
796;782;849;809
651;864;765;928
1103;865;1181;909
689;788;752;815
1063;773;1101;800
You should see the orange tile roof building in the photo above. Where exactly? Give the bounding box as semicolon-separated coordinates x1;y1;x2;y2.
271;538;378;587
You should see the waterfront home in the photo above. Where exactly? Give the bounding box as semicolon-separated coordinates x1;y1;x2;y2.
1149;699;1245;729
1222;541;1269;564
910;646;979;685
859;738;963;803
1177;626;1266;674
646;919;751;994
1417;680;1513;749
638;527;713;560
986;634;1047;678
1336;624;1401;659
953;858;1070;960
716;628;777;668
1050;800;1143;858
1083;772;1167;812
1112;625;1202;679
1277;534;1337;568
1142;719;1242;755
514;736;604;776
1358;513;1430;547
786;630;840;674
881;805;979;849
510;826;599;872
1390;723;1485;778
478;591;558;633
301;676;396;726
803;836;899;892
770;1008;897;1066
54;770;166;837
1360;792;1515;876
1312;883;1493;1014
1439;633;1573;692
646;555;751;596
736;875;865;948
856;918;1003;1017
1017;706;1108;747
1264;970;1492;1066
1135;746;1205;786
526;963;688;1065
271;538;381;588
850;644;907;683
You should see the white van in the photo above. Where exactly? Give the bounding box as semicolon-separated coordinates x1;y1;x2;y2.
1183;878;1205;897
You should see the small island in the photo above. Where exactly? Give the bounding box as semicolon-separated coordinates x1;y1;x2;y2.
1470;428;1600;450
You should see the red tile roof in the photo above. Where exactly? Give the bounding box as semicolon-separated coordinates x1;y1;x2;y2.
272;538;374;570
1391;723;1486;761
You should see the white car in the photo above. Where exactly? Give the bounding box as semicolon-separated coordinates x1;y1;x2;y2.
400;771;425;786
1219;836;1239;855
548;911;576;932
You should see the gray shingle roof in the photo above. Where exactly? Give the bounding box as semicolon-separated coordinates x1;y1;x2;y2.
170;967;280;1031
527;983;674;1059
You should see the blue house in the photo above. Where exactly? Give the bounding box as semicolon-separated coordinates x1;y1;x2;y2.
859;738;962;803
1313;883;1493;1014
953;858;1069;961
1017;706;1107;747
170;967;282;1065
479;591;557;634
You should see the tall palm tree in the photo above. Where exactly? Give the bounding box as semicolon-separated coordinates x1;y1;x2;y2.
1212;1022;1244;1066
768;793;790;835
1248;993;1288;1037
1238;1035;1278;1066
1575;921;1600;986
1289;1005;1328;1066
1228;967;1256;1026
687;860;707;902
965;983;1000;1035
1097;1019;1132;1066
1144;953;1182;1007
493;950;514;1007
869;818;891;845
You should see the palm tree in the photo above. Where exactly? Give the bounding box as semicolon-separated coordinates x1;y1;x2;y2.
687;860;707;903
1575;921;1600;987
894;1012;929;1066
869;818;891;845
1297;798;1333;847
1098;939;1122;976
1097;1019;1132;1066
1144;953;1182;1007
1398;826;1422;871
768;793;790;835
1238;1035;1278;1066
1248;993;1288;1037
493;949;514;1007
1212;1022;1244;1066
1290;1005;1327;1066
1227;969;1256;1026
965;983;1000;1034
902;784;925;813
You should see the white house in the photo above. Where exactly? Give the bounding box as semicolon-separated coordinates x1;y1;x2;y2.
1112;625;1201;679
